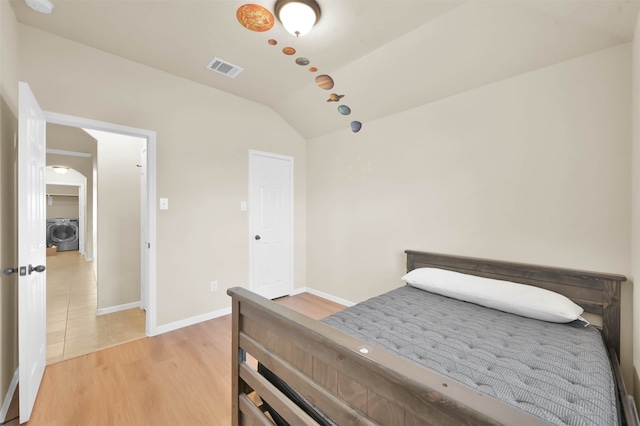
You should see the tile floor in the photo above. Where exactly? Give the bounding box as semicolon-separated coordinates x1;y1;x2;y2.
46;250;146;364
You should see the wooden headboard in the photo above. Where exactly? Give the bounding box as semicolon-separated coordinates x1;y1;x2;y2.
405;250;627;358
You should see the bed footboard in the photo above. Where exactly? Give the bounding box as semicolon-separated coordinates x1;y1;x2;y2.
227;286;552;426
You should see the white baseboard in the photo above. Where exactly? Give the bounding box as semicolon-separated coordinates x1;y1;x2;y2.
290;287;355;307
96;301;141;315
85;256;95;262
1;368;18;422
149;288;350;337
154;307;232;335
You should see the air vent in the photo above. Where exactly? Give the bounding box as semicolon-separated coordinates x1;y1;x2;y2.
207;57;243;79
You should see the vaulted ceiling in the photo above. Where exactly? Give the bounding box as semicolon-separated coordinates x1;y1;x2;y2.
10;0;640;139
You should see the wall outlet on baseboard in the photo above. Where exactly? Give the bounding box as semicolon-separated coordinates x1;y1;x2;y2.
210;280;218;292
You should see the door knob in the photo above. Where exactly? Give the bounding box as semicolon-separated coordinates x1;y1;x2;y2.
2;267;18;276
28;264;46;274
254;235;261;240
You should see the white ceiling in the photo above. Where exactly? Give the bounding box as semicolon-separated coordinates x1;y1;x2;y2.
10;0;640;139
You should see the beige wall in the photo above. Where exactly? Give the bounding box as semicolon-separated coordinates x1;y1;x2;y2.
45;184;79;219
307;44;633;384
46;124;97;260
0;0;19;414
96;132;142;309
18;24;307;326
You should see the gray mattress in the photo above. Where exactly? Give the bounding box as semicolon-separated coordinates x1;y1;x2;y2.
321;285;618;426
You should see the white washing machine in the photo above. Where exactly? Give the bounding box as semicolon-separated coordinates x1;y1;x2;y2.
46;218;79;251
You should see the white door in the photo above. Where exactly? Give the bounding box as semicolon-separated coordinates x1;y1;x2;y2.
18;82;47;423
249;150;293;299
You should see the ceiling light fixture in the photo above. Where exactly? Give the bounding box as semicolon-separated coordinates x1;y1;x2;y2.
274;0;320;37
52;165;69;175
25;0;54;14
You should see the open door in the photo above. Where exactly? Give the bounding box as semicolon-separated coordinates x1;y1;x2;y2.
18;82;47;423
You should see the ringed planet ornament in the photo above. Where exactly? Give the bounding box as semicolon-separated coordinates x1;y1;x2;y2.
327;93;344;102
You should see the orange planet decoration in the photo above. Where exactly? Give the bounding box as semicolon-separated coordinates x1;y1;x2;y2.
268;39;278;45
315;74;334;90
282;47;296;55
309;67;318;72
236;4;275;32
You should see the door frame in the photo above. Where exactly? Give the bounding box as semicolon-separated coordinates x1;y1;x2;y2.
139;146;148;311
44;111;158;336
248;149;294;297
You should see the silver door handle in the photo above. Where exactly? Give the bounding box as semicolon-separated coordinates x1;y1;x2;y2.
28;264;46;274
2;267;18;275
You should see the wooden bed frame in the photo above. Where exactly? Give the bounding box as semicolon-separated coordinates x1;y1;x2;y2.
228;250;638;426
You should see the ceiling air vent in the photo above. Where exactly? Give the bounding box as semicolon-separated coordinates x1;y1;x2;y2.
207;57;243;79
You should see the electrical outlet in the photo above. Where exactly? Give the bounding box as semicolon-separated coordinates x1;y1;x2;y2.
210;280;218;292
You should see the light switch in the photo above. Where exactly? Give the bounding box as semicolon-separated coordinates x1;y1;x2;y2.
240;201;247;211
159;198;169;210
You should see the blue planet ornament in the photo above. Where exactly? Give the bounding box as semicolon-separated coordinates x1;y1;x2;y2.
337;105;351;115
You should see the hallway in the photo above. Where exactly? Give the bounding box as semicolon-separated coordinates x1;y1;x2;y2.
46;251;146;364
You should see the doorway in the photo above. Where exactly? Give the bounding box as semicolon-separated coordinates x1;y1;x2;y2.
44;128;147;363
44;112;157;338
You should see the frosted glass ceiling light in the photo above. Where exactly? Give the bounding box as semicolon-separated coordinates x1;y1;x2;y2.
25;0;54;14
52;165;69;174
275;0;320;37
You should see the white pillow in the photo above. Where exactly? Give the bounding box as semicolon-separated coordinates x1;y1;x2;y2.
401;268;583;323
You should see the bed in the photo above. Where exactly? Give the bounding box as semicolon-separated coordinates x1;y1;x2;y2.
227;250;638;425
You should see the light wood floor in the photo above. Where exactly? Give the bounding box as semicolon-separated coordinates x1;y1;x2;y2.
46;251;146;364
25;292;344;425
